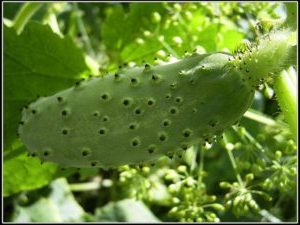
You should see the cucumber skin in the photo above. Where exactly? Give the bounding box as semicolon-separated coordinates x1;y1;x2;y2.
19;52;254;168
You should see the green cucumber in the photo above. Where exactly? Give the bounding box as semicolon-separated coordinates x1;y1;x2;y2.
18;30;293;168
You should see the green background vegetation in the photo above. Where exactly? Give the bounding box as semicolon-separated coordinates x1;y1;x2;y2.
3;2;297;222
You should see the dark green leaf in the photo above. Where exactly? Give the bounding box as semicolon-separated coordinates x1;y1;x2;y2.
4;22;88;151
4;146;58;197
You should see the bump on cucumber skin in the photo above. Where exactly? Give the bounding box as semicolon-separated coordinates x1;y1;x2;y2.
19;52;254;168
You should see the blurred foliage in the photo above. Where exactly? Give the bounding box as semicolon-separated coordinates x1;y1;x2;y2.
11;178;87;222
94;199;160;222
3;2;297;222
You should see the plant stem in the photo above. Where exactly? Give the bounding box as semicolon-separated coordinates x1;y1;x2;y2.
69;180;101;192
159;39;180;58
223;133;243;185
232;126;265;154
13;2;43;34
45;6;62;36
274;67;297;142
4;18;14;27
259;209;281;222
243;109;288;128
198;145;204;184
73;3;95;57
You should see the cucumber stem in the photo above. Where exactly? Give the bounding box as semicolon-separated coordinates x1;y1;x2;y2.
231;30;292;87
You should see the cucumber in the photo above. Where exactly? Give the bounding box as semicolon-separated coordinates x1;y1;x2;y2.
18;30;292;168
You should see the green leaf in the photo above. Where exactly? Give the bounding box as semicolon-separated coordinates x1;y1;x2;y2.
94;199;160;222
102;3;244;69
101;3;167;65
12;178;86;222
102;3;167;51
284;2;297;30
216;26;244;51
4;21;88;151
3;146;58;197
